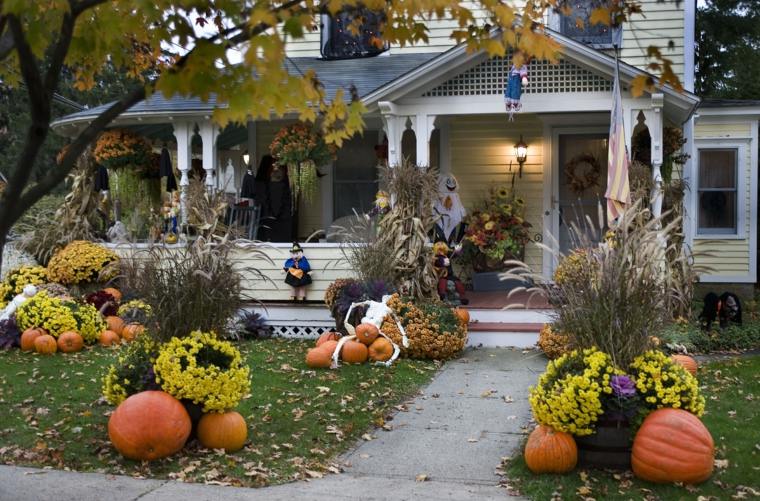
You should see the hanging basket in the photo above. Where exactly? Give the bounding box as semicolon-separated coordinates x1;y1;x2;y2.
287;160;319;204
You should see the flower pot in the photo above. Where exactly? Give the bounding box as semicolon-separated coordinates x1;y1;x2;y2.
575;421;632;470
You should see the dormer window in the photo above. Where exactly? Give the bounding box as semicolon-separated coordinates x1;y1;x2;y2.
320;7;387;60
559;0;621;48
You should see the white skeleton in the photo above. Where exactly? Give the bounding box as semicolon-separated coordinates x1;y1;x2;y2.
331;294;409;368
0;284;37;321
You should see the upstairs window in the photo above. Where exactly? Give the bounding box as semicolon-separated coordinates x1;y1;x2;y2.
320;7;387;59
559;0;620;48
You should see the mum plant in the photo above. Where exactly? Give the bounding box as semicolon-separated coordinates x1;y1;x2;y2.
93;129;152;171
47;240;119;286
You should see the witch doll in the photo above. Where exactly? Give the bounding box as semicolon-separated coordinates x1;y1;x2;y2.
283;242;312;301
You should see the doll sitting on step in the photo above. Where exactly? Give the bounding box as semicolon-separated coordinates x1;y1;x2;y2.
283;242;312;301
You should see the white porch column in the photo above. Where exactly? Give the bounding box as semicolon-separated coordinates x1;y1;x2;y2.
411;113;437;167
246;120;257;170
648;93;665;219
172;121;193;225
379;101;404;167
199;121;220;191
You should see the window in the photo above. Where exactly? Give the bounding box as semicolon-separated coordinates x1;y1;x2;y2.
559;0;620;48
697;148;739;235
320;7;387;60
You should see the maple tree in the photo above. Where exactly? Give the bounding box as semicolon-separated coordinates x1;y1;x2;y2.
0;0;680;272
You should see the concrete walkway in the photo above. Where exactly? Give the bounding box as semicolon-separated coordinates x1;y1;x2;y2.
0;348;546;501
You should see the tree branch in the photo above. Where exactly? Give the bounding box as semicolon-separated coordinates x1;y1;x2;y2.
0;14;13;62
70;0;109;16
44;6;77;98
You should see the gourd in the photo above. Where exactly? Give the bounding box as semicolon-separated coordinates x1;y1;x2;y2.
20;328;45;352
102;287;122;303
316;331;340;347
121;323;144;342
108;391;191;461
453;307;470;325
306;347;332;368
355;323;380;345
671;354;698;376
340;340;368;364
632;408;714;484
57;331;84;353
197;411;248;452
34;334;58;355
106;316;125;336
368;337;394;362
524;425;578;474
99;330;120;346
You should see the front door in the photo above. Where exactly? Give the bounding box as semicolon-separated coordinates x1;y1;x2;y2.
556;133;609;255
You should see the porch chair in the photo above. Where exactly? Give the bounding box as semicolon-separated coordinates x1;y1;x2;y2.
227;204;262;240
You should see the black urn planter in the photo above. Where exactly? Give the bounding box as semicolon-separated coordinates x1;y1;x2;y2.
181;400;204;441
575;421;633;470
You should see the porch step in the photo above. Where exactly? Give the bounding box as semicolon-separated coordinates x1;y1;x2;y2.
465;321;542;349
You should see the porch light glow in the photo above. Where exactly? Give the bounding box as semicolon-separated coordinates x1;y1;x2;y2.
514;135;528;177
242;152;250;166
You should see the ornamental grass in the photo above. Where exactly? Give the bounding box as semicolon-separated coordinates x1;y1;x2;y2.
506;201;705;367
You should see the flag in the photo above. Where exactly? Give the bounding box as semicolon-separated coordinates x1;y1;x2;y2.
605;55;631;224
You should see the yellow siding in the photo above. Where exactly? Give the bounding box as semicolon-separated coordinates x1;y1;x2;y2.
285;1;685;80
448;114;544;272
692;121;753;278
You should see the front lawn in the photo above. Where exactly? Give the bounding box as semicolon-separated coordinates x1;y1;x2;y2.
504;356;760;500
0;338;439;486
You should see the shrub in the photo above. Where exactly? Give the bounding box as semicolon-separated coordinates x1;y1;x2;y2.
659;320;760;353
102;336;160;406
47;240;119;286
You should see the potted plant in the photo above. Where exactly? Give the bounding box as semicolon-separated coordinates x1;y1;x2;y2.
461;186;531;290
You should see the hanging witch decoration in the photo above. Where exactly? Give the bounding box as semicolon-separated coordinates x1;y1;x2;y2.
504;57;530;121
283;242;312;302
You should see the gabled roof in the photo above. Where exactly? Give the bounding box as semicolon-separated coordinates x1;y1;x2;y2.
51;53;437;129
700;98;760;108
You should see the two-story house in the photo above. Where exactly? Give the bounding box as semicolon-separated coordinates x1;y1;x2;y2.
53;1;760;305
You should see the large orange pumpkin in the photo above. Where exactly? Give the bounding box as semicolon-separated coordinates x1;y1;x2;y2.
306;347;332;368
20;328;45;352
108;391;191;461
197;411;248;452
102;287;122;303
524;425;577;474
355;323;380;345
315;331;340;347
99;330;120;346
453;307;470;325
34;334;58;355
121;323;144;342
106;316;125;336
57;331;84;353
368;337;394;362
632;408;714;484
671;354;698;376
341;340;368;364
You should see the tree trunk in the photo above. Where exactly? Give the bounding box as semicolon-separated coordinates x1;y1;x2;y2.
0;229;7;278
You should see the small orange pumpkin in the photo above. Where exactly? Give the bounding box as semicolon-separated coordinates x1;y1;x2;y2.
197;411;248;452
319;340;339;355
632;408;714;484
20;328;45;352
106;316;125;336
355;323;380;345
341;340;368;364
671;354;698;376
99;330;120;346
34;334;58;355
102;287;122;303
368;337;394;362
315;331;340;347
306;347;332;368
524;425;577;474
57;331;84;353
108;391;191;461
120;323;144;342
453;307;470;325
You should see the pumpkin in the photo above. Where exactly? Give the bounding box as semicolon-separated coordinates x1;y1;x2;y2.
57;331;84;353
671;354;698;376
632;408;714;484
106;316;125;335
315;331;340;347
34;334;58;355
99;330;121;346
524;425;577;474
197;411;248;452
320;340;339;355
453;307;470;325
20;328;45;352
108;391;191;461
121;323;144;342
102;287;122;303
355;323;380;345
368;337;394;362
306;347;332;368
341;340;368;364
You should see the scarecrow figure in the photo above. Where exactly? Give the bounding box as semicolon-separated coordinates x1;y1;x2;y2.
283;242;312;301
433;241;468;305
504;62;529;121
